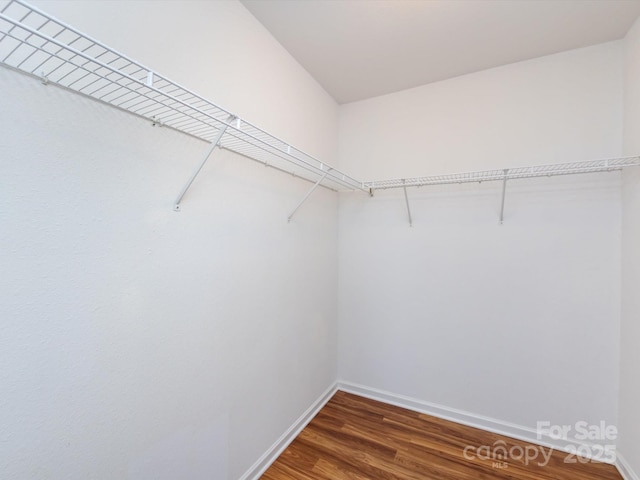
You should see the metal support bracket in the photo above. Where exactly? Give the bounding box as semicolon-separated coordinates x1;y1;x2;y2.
173;117;233;211
287;170;330;222
402;179;413;227
499;168;509;224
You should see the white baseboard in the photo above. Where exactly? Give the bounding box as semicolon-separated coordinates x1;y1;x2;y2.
617;453;640;480
238;382;337;480
337;380;615;465
238;380;632;480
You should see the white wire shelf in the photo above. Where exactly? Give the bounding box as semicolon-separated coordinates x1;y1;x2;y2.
0;0;365;194
1;0;639;218
364;157;640;191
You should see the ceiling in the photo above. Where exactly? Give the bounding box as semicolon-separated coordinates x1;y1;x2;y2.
241;0;640;104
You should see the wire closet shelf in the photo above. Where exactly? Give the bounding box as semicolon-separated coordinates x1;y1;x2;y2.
364;157;640;191
1;0;639;208
0;0;365;194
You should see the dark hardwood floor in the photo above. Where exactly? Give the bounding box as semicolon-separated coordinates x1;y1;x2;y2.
261;391;622;480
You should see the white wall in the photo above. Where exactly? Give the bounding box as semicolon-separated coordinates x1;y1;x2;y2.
619;16;640;477
338;42;624;443
0;2;338;479
1;1;634;477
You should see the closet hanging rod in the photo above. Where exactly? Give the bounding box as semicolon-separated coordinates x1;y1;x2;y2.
365;156;640;191
0;0;365;194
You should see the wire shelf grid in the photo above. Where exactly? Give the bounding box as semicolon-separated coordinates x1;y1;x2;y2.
0;0;365;193
1;0;639;201
364;157;640;191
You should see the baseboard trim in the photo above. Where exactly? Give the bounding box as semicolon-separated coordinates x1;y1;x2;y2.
239;380;629;479
238;382;337;480
617;453;640;480
337;380;614;465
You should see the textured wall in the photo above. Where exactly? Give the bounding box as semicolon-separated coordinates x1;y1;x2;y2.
0;1;339;478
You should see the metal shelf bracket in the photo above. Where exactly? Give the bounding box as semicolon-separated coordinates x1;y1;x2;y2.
173;116;234;211
499;168;509;224
402;179;413;227
287;169;330;222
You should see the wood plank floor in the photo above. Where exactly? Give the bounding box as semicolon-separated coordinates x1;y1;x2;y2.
261;391;622;480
